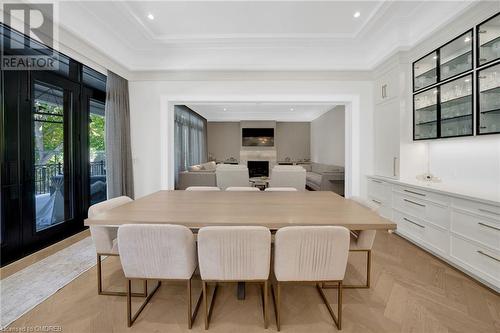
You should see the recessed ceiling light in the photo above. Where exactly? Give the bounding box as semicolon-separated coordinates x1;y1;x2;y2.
290;108;294;111
147;13;154;20
464;36;471;43
223;108;227;111
353;11;361;18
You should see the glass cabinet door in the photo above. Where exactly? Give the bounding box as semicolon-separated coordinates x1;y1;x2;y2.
414;88;438;139
414;51;438;91
440;31;473;81
478;13;500;67
478;63;500;134
439;74;473;137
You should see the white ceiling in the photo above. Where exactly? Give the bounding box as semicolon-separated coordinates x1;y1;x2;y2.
186;103;338;122
51;1;478;71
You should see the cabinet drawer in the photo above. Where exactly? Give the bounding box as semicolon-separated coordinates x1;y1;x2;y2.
393;191;449;229
367;178;390;202
452;198;500;221
451;209;500;250
393;209;448;255
450;236;500;284
393;184;450;205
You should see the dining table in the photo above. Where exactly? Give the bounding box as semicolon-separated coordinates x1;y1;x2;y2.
85;190;396;299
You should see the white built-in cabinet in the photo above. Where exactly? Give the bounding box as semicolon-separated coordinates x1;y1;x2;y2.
374;64;401;178
367;176;500;292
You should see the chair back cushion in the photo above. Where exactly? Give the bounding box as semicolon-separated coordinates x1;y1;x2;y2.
118;224;197;280
226;187;260;191
269;166;306;190
274;226;350;281
215;164;250;189
197;226;271;281
88;196;133;254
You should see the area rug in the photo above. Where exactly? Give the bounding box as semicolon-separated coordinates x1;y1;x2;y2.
0;236;96;328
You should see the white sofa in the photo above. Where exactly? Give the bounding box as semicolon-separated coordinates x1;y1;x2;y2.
304;163;345;195
268;165;306;191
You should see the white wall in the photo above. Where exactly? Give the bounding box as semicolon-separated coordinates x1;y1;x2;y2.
311;106;345;167
128;79;373;199
394;3;500;195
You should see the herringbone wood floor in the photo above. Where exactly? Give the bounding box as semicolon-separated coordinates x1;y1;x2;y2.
7;231;500;332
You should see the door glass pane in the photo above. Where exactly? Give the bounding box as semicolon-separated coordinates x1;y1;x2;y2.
89;99;107;205
440;31;472;81
478;63;500;134
414;51;438;91
478;13;500;66
414;88;438;139
33;82;72;231
440;75;473;137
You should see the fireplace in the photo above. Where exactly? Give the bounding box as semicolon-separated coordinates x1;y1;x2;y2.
247;161;269;177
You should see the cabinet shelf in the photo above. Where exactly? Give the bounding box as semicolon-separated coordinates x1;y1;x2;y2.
441;114;472;122
479;35;500;48
479;85;500;94
440;51;471;68
481;108;500;114
415;104;437;112
416;119;437;126
415;67;437;79
440;94;471;107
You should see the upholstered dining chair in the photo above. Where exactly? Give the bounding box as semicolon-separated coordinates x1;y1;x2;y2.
88;196;147;297
197;226;271;329
273;226;350;330
264;187;298;191
117;224;202;328
215;164;250;189
225;186;261;191
186;186;221;191
268;165;306;190
345;230;376;288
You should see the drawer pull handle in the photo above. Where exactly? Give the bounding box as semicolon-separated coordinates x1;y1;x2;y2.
478;222;500;232
403;217;425;228
478;208;500;216
403;199;426;207
477;250;500;263
372;179;382;184
404;189;426;196
372;199;382;204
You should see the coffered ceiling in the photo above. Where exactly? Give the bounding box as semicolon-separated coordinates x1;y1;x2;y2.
50;1;479;71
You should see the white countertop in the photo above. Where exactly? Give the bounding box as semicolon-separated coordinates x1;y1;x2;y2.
368;175;500;206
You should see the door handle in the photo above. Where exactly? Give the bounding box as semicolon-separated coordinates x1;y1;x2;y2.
477;250;500;263
393;157;397;177
404;189;426;196
477;222;500;232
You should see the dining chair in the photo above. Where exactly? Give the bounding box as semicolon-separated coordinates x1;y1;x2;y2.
186;186;221;191
273;226;350;330
215;164;250;189
117;224;202;328
268;165;306;190
324;230;376;289
197;226;271;329
264;187;298;191
225;186;261;191
88;196;147;297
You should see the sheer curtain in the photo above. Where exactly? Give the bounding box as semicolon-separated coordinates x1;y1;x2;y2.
174;105;208;188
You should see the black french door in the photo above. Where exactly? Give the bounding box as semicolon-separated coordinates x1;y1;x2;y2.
1;71;85;264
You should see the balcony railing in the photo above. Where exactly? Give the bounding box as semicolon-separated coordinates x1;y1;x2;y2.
34;161;106;195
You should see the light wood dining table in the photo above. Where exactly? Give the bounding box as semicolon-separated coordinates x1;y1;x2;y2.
84;190;396;231
85;190;396;299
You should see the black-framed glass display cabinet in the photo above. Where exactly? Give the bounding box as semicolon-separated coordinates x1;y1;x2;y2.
477;62;500;134
413;11;500;139
477;12;500;67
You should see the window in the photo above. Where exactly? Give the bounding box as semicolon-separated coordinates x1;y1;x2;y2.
174;106;207;188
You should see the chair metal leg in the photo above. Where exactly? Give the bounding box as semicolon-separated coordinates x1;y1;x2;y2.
316;281;342;330
97;254;148;297
260;281;268;329
187;278;203;329
271;282;281;331
126;279;161;327
323;250;371;289
202;281;218;330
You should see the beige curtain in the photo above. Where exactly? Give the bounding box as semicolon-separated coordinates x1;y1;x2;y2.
105;71;134;198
